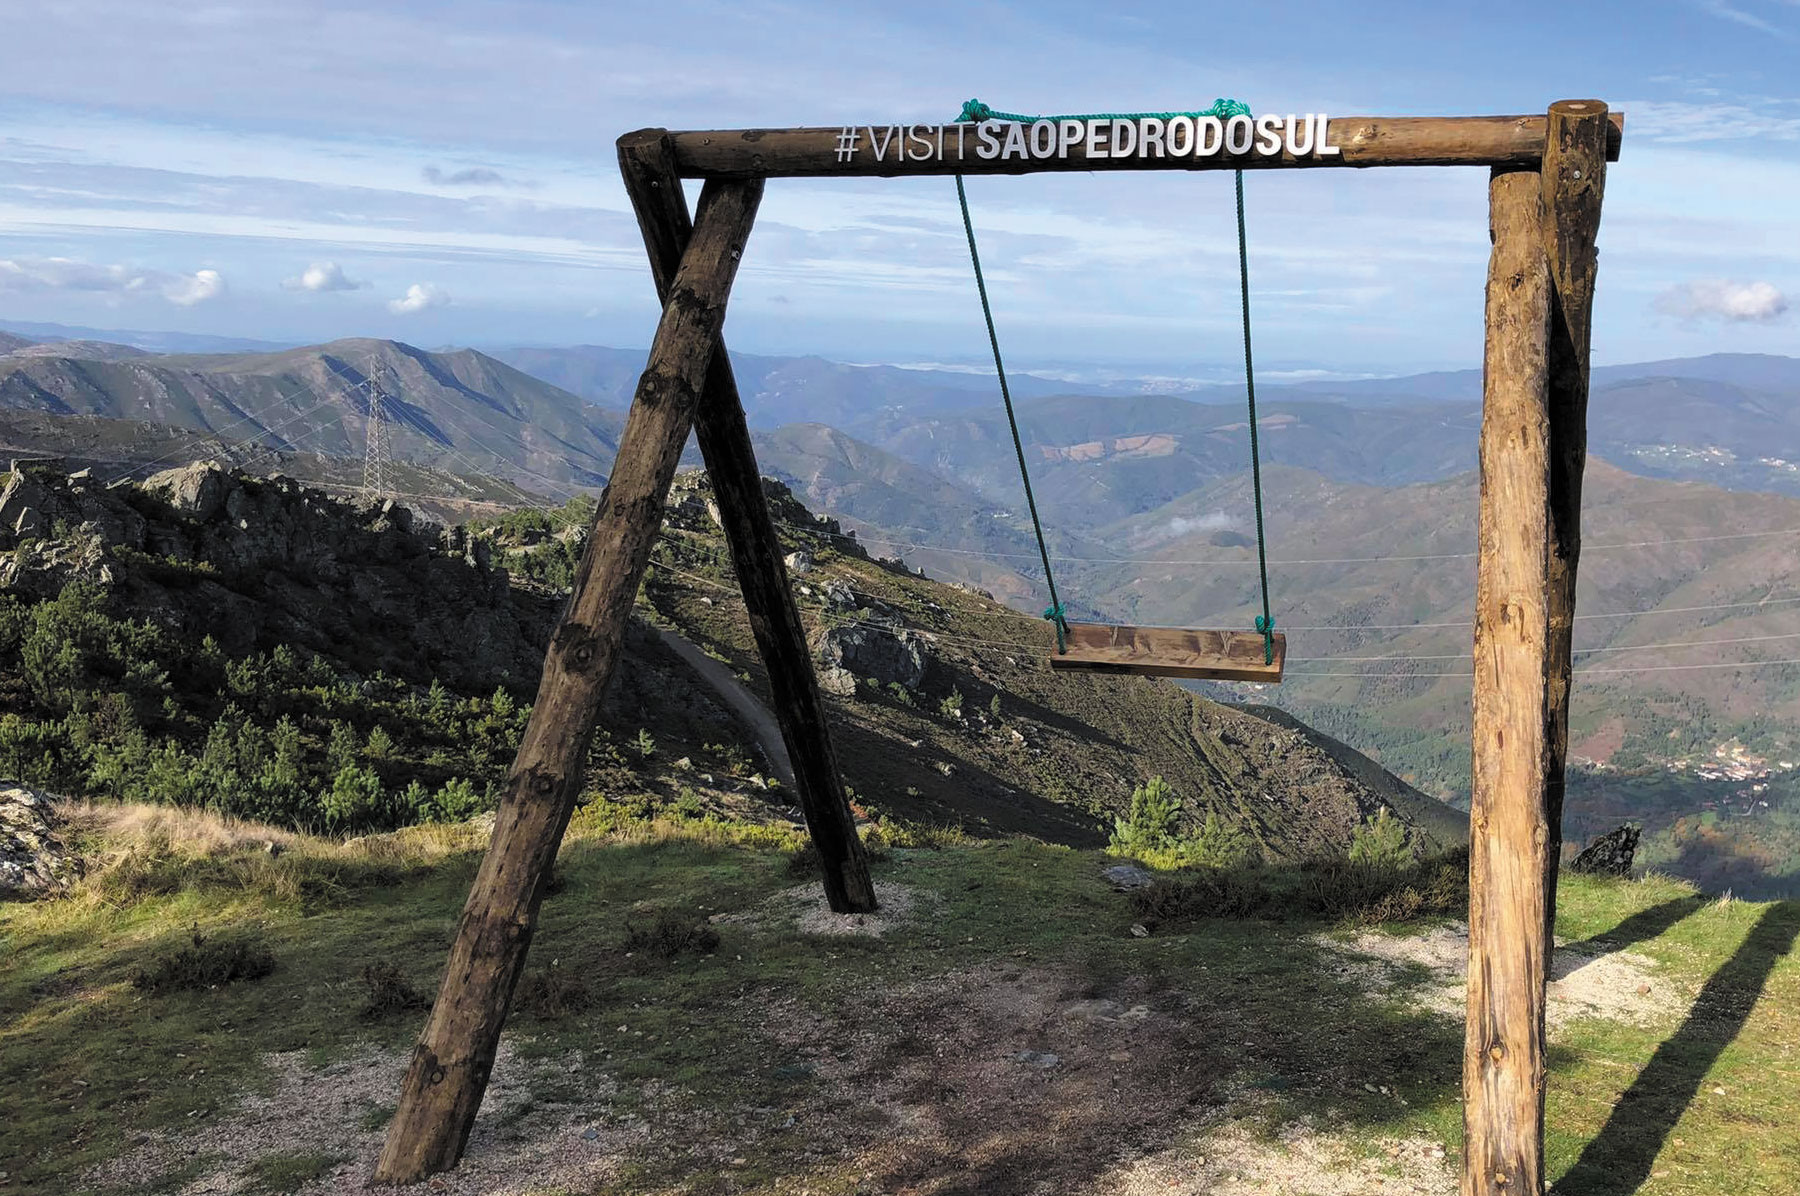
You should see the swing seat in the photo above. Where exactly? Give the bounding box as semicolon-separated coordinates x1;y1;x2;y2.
1048;622;1286;682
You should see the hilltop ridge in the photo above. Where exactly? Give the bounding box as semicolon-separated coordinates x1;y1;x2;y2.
0;458;1462;855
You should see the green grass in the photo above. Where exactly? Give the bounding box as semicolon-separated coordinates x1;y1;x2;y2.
3;808;1796;1195
241;1150;346;1194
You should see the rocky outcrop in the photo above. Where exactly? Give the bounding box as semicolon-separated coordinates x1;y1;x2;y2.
1571;825;1640;877
0;783;78;899
815;617;928;697
1;461;557;691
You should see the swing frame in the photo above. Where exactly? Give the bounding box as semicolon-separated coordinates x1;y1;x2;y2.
377;104;1622;1196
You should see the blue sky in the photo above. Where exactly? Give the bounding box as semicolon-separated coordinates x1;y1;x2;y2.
0;0;1794;376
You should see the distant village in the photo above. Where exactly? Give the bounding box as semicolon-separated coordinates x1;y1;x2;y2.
1579;737;1791;817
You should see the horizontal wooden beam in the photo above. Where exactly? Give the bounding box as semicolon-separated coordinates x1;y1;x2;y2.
638;111;1623;179
1048;623;1286;682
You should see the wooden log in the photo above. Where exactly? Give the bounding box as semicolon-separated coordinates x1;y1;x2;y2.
1463;166;1554;1196
371;176;764;1186
618;131;877;913
1538;101;1610;942
1047;623;1286;682
655;112;1623;179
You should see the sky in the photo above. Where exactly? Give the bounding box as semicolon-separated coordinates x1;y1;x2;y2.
0;0;1794;378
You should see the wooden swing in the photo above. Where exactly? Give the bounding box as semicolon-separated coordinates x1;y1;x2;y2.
953;100;1285;682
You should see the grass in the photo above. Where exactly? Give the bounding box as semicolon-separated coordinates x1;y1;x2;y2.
241;1150;347;1194
2;802;1797;1194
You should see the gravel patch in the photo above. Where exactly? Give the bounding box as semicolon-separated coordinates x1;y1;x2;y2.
1318;922;1687;1033
83;1043;654;1195
1101;1110;1455;1196
717;880;926;937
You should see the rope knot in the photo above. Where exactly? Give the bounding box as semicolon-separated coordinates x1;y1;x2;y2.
1255;614;1275;635
958;98;993;123
1043;602;1069;655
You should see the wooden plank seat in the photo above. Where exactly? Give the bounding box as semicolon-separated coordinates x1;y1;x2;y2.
1046;621;1286;682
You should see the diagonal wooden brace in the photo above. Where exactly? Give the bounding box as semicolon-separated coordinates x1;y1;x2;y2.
372;175;764;1186
618;130;876;914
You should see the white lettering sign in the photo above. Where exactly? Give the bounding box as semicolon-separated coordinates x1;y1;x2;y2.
832;114;1342;165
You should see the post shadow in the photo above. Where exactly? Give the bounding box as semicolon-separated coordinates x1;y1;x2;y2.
1558;894;1708;959
1552;902;1800;1194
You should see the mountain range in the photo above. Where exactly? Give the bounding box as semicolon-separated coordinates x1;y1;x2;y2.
5;326;1800;890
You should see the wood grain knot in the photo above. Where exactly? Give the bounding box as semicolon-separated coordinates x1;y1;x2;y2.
533;773;557;795
429;1065;446;1085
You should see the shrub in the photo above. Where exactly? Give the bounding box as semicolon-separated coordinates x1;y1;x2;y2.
622;912;721;959
1187;810;1259;869
360;961;430;1019
515;963;591;1018
1109;776;1181;856
1132;846;1469;927
320;765;384;831
1349;807;1416;869
785;840;821;878
428;777;485;823
131;927;276;993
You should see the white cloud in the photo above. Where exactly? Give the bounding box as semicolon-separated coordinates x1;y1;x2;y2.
0;256;152;294
387;282;450;314
284;261;363;292
163;268;226;306
1620;99;1800;143
1654;279;1789;322
0;256;223;305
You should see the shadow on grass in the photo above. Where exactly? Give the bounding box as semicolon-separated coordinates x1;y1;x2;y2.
1559;894;1708;958
1552;901;1800;1195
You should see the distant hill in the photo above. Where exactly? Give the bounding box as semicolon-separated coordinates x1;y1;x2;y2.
0;337;624;491
0;320;290;355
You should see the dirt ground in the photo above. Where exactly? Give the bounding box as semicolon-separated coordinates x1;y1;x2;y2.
83;890;1691;1196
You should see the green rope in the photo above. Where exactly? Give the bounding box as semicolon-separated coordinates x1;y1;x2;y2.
1234;170;1275;664
955;98;1251;124
951;97;1276;662
952;173;1069;652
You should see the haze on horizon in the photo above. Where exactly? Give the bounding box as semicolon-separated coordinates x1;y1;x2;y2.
0;1;1794;377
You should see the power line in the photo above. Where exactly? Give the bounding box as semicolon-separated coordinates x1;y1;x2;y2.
819;520;1800;569
1290;629;1800;664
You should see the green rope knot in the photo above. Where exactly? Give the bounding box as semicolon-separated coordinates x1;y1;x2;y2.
958;98;993;123
1254;614;1276;664
1043;602;1070;653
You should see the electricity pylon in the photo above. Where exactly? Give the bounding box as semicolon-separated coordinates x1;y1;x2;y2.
359;365;393;502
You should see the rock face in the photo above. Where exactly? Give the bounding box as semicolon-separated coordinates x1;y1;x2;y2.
815;617;928;697
0;783;78;899
1571;825;1640;877
0;460;557;691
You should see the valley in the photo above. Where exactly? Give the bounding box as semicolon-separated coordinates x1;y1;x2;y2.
5;324;1800;893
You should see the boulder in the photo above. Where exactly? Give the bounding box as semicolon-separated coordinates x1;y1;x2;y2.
145;461;230;521
816;618;927;692
1102;863;1156;891
0;783;79;899
784;550;812;576
1570;824;1639;877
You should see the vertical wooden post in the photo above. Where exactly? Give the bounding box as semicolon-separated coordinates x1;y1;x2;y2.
619;131;877;913
1539;100;1610;940
372;177;764;1186
1463;165;1554;1196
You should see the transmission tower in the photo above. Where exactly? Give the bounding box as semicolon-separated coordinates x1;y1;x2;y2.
359;365;393;502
